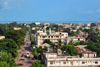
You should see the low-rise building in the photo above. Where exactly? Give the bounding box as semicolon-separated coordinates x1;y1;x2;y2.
35;22;40;25
75;45;97;58
0;36;5;40
44;23;50;26
14;27;22;30
66;37;85;44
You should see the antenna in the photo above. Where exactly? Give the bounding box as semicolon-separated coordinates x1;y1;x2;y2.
89;13;91;24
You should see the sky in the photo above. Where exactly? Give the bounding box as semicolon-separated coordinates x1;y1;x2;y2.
0;0;100;23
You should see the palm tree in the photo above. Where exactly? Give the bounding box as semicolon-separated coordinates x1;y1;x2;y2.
58;39;61;49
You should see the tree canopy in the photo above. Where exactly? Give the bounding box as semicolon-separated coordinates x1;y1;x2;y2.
61;45;78;56
0;39;18;58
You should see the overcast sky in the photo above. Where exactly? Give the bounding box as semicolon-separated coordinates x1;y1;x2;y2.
0;0;100;23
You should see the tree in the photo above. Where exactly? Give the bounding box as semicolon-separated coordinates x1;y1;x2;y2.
0;39;18;58
0;52;17;67
74;42;80;46
91;23;96;26
0;61;10;67
43;39;55;52
32;61;45;67
63;28;71;35
86;32;99;43
58;39;61;48
80;41;86;45
61;45;78;56
43;39;52;44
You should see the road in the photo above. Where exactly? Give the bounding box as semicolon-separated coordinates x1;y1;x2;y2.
15;32;34;67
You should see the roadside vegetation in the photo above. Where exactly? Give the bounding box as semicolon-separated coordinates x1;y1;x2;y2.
0;22;29;67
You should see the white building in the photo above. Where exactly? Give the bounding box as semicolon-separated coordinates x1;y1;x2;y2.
43;50;100;67
0;36;5;40
35;22;40;25
36;28;68;47
14;27;22;30
44;23;50;26
66;37;85;44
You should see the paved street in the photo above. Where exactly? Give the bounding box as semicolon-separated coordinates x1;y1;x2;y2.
15;32;34;67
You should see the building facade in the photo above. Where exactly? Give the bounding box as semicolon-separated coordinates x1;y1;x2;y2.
36;28;68;47
66;37;85;44
43;52;100;67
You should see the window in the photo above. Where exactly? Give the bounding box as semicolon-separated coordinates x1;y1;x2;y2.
95;61;98;64
70;62;73;65
63;62;66;64
78;38;80;41
50;62;53;64
82;62;85;64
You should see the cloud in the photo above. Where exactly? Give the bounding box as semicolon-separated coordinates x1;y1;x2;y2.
82;11;93;14
0;0;9;10
96;9;100;12
0;0;26;10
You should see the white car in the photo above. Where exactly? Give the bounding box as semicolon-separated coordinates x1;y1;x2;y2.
26;52;30;57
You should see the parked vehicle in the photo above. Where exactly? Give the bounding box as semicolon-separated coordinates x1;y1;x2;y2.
22;56;25;60
26;52;30;57
21;54;24;57
26;43;28;45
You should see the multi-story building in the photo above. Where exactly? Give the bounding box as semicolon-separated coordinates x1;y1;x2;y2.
36;28;68;47
43;49;100;67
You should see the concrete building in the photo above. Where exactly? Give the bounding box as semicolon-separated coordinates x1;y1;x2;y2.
35;22;40;25
14;27;22;30
43;49;100;67
0;36;5;40
75;45;97;58
44;23;50;26
36;28;68;47
66;37;85;44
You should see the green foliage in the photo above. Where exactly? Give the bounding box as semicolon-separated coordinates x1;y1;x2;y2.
91;23;96;26
0;61;10;67
86;32;99;43
74;42;80;46
85;42;100;57
43;39;55;52
0;39;18;58
43;39;52;44
63;28;71;35
79;53;82;57
61;45;78;56
70;31;77;36
0;52;17;67
5;28;27;47
58;39;61;48
32;61;45;67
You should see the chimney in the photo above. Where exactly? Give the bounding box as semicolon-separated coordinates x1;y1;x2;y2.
49;28;51;34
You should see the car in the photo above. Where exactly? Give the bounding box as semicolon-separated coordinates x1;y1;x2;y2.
21;54;24;57
18;63;23;66
26;43;28;45
26;52;30;57
22;56;25;60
